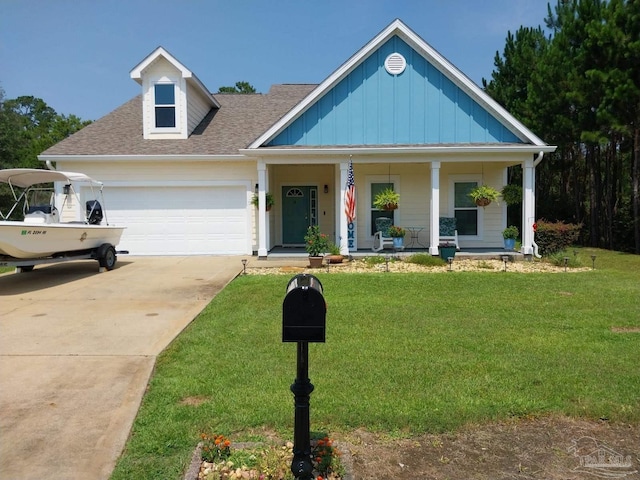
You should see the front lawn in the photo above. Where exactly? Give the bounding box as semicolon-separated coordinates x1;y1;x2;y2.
111;248;640;479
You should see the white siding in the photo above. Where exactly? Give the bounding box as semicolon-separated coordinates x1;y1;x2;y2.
140;59;188;140
186;84;212;135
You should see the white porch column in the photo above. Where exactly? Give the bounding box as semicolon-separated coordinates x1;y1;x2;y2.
257;161;268;258
429;161;441;255
338;162;350;255
521;157;535;255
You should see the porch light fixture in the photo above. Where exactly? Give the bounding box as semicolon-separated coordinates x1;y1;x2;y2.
564;257;569;272
63;184;71;195
324;184;329;194
241;259;247;274
447;257;453;271
254;183;259;194
591;255;596;269
502;255;509;272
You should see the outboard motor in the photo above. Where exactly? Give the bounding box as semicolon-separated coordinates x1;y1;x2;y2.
86;200;103;225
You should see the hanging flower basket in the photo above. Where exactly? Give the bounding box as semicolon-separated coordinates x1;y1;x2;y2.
373;187;400;211
468;185;500;207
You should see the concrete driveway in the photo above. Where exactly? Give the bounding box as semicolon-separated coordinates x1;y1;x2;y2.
0;256;242;480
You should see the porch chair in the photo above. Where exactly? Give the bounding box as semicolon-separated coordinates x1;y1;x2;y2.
372;217;395;252
439;217;460;251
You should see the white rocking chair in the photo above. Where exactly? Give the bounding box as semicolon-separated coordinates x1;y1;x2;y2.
439;217;460;251
372;217;396;252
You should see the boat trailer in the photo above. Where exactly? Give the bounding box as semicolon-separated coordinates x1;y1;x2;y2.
0;243;129;273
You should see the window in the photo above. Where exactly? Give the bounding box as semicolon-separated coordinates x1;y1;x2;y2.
154;84;176;128
370;182;394;235
454;182;478;235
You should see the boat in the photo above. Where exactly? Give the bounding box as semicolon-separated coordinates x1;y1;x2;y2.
0;168;125;270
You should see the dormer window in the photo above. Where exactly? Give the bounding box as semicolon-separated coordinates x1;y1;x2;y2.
132;47;219;139
154;83;176;128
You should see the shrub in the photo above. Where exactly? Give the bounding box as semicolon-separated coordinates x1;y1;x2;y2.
548;250;584;268
406;253;445;266
535;219;582;255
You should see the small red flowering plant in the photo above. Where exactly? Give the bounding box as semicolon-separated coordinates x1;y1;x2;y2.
387;225;406;238
200;433;232;463
304;225;330;257
312;436;343;479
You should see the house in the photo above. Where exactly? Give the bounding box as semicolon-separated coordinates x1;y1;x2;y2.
40;19;556;258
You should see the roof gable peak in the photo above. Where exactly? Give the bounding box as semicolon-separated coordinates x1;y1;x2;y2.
130;46;219;108
249;19;546;148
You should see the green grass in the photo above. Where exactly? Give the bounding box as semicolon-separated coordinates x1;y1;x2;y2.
111;247;640;479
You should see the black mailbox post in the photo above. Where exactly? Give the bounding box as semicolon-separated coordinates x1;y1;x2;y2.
282;274;326;480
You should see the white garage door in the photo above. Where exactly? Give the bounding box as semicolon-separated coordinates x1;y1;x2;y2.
105;186;248;255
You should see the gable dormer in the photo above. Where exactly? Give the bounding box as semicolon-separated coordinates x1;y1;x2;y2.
130;47;219;140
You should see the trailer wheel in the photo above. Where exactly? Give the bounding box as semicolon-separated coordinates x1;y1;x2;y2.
97;244;117;270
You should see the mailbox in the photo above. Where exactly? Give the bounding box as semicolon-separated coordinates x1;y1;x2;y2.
283;274;326;343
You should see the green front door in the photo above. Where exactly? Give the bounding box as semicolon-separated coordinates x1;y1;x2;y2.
282;186;317;245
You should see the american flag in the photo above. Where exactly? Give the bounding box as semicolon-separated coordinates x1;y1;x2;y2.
345;158;356;223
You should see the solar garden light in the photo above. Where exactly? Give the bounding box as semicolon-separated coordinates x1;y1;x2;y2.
564;257;569;272
591;254;596;269
282;275;326;480
447;256;453;271
241;259;247;274
385;254;390;272
502;255;509;272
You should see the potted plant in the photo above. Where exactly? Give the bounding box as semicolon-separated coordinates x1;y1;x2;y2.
250;192;275;211
438;241;456;261
501;184;522;206
326;242;344;264
468;185;500;207
387;225;406;249
373;187;400;211
304;225;329;268
502;225;519;250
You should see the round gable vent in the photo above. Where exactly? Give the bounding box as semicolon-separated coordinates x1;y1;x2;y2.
384;53;406;75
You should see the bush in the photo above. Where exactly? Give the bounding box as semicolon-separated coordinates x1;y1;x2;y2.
547;250;584;268
406;253;445;266
535;219;582;255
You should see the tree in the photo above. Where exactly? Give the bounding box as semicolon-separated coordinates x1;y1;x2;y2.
217;81;257;94
0;94;91;169
484;0;640;253
0;91;91;213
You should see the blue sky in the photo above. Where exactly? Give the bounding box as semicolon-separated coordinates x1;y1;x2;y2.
0;0;551;121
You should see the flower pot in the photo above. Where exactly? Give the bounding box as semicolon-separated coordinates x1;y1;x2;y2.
308;256;324;268
327;254;344;264
504;238;516;251
393;237;404;249
475;198;491;207
383;203;398;211
439;246;456;260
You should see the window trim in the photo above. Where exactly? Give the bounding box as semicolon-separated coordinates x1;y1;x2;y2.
448;174;483;240
366;174;401;237
152;82;179;132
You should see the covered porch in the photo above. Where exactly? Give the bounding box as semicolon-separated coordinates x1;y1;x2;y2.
264;245;526;262
250;149;552;260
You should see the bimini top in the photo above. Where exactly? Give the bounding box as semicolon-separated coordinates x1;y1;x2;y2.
0;168;102;188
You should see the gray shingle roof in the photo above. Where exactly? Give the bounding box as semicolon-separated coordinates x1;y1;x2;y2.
41;84;317;157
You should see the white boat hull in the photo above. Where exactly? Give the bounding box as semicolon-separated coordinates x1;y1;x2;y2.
0;222;125;259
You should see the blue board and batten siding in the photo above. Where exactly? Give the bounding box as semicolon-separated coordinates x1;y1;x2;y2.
268;36;521;146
